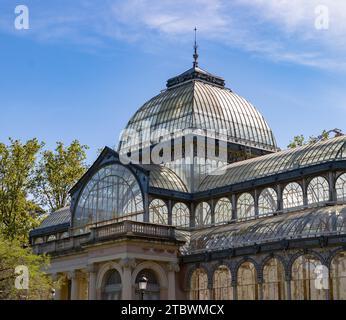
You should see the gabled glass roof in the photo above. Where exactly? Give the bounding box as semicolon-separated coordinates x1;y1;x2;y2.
33;207;71;231
199;135;346;191
181;204;346;255
119;69;277;153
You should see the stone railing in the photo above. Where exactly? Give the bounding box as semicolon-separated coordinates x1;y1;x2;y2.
32;220;176;255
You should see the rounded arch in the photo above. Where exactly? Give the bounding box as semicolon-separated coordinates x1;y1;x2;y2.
195;202;211;227
96;262;124;299
307;176;329;205
189;268;210;300
101;269;122;300
262;257;286;300
290;254;326;300
237;193;255;220
336;173;346;201
282;182;304;210
212;265;233;300
214;198;232;224
132;261;168;290
172;202;190;228
258;188;278;216
236;260;258;300
73;163;144;228
329;250;346;300
149;199;168;224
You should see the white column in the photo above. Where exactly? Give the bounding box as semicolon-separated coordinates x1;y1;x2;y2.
120;258;136;300
167;263;180;300
87;264;97;300
68;271;79;300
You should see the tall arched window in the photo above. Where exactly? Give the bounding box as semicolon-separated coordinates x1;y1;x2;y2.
336;173;346;202
135;269;160;300
307;176;329;205
74;164;144;228
291;255;326;300
330;251;346;300
190;268;209;300
172;203;190;228
149;199;168;224
214;198;232;224
237;262;258;300
282;182;304;210
101;269;122;300
213;265;232;300
258;188;277;216
195;202;211;227
263;258;285;300
237;193;255;220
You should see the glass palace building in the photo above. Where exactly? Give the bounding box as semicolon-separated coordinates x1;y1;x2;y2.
30;54;346;300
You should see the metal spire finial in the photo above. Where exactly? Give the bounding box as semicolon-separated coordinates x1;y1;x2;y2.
193;27;199;68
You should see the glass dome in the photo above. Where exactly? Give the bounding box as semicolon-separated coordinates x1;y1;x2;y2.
119;66;277;153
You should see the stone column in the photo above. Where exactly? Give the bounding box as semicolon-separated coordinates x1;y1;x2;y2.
68;271;79;300
87;264;97;300
167;263;180;300
120;258;136;300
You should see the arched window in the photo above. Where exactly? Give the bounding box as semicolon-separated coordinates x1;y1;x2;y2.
336;173;346;202
214;198;232;224
135;269;160;300
74;164;144;227
258;188;277;216
190;268;209;300
330;251;346;300
263;258;285;300
237;193;255;220
195;202;211;227
291;255;326;300
213;265;232;300
172;203;190;228
149;199;168;224
282;182;303;210
237;262;258;300
307;176;329;205
102;269;122;300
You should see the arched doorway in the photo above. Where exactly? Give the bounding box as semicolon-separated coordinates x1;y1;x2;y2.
135;269;160;300
101;269;122;300
190;268;209;300
237;262;258;300
330;251;346;300
263;258;286;300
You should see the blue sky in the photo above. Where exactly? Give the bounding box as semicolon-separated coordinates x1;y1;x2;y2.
0;0;346;163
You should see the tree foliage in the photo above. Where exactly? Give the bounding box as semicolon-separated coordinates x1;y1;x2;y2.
0;138;44;242
287;130;330;149
34;140;89;213
0;234;58;300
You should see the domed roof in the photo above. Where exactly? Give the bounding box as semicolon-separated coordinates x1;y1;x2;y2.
119;65;277;153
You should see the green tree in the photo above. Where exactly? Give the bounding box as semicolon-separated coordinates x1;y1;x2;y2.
287;130;331;149
0;138;43;242
0;234;58;300
34;140;89;213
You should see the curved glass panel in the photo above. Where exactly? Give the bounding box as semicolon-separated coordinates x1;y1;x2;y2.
190;268;209;300
149;199;168;224
74;164;144;227
199;136;346;191
172;202;190;228
282;182;304;210
237;193;255;220
195;202;211;227
102;270;122;300
263;258;285;300
291;255;325;300
214;198;232;224
258;188;278;216
336;173;346;201
237;262;258;300
307;176;329;204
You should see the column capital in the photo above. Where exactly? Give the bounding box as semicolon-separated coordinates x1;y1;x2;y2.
167;262;180;273
87;263;97;274
120;258;137;270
